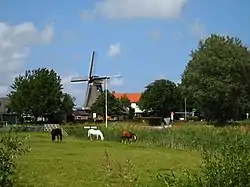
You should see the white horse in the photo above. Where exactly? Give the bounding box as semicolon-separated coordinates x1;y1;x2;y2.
87;129;104;141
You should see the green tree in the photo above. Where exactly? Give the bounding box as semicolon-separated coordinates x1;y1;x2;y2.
119;94;135;119
47;93;76;123
60;93;76;115
91;90;123;116
119;94;131;108
181;34;250;123
138;79;180;117
8;68;64;122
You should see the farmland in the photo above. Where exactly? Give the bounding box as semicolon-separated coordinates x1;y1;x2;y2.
3;122;250;186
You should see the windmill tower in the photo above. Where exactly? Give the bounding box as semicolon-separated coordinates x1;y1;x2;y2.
71;51;108;109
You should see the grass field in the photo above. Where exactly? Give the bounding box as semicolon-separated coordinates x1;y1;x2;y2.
16;132;201;187
6;122;250;186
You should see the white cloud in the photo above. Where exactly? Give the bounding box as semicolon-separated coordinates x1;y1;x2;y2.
88;0;187;19
189;19;206;39
107;43;121;57
0;22;54;96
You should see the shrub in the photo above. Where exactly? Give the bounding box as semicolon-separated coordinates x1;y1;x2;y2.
0;132;29;186
186;116;199;121
157;135;250;186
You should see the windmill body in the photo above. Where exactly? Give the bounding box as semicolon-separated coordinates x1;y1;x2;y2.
71;51;107;109
84;81;103;109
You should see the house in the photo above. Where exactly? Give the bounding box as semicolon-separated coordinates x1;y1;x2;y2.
0;97;9;114
0;97;19;124
112;91;143;115
72;109;90;121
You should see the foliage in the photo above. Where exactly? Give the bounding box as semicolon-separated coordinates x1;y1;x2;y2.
91;90;123;116
186;116;199;121
119;94;135;119
0;132;29;186
119;94;131;108
128;107;135;120
139;79;181;117
8;68;64;121
60;93;76;115
157;136;250;187
181;34;250;123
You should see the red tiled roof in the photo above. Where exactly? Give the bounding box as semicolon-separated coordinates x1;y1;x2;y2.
113;92;141;103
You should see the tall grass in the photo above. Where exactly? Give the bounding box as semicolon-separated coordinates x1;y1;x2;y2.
66;123;250;186
157;135;250;186
101;150;140;187
65;123;250;152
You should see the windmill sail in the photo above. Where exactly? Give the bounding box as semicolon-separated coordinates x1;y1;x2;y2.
71;50;108;109
83;51;103;109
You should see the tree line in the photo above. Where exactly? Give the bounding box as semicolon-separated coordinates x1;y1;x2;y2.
7;68;75;123
93;34;250;123
6;34;250;124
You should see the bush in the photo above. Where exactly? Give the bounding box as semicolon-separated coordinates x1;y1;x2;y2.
157;135;250;186
186;116;199;121
0;132;29;186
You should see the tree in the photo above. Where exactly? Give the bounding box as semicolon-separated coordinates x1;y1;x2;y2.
138;79;180;117
48;93;76;123
91;90;123;116
60;93;76;115
180;34;250;123
8;68;64;122
119;94;131;108
119;94;135;119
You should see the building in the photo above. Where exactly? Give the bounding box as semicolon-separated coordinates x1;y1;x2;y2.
112;92;143;115
0;97;19;124
0;97;9;114
72;109;89;121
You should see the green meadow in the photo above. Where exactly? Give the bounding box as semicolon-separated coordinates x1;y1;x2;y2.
16;132;201;187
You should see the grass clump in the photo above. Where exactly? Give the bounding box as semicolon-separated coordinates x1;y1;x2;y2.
101;150;140;187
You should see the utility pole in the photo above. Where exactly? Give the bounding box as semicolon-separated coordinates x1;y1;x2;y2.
104;75;122;128
184;97;187;121
105;77;108;128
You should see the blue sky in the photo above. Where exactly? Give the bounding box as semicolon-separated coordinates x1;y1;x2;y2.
0;0;249;106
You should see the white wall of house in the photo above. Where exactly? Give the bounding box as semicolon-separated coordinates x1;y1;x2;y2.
131;103;143;113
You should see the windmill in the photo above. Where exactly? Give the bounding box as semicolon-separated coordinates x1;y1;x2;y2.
71;51;122;110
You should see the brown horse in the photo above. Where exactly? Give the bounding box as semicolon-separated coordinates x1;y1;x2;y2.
121;129;137;144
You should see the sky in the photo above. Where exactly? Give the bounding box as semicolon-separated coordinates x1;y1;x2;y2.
0;0;249;107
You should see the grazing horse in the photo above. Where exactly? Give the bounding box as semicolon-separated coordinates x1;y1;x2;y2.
87;129;104;141
121;129;137;144
51;128;62;142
